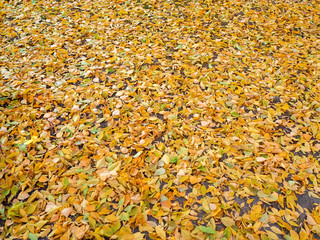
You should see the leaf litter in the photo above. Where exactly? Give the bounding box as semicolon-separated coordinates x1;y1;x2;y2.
0;0;320;239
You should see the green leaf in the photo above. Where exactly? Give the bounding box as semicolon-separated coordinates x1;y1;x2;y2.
223;227;231;239
260;213;269;223
83;186;88;197
199;166;206;172
160;195;168;202
29;232;38;240
0;206;5;217
106;156;114;163
118;197;125;207
63;177;69;187
170;156;178;164
83;212;90;221
19;143;27;152
101;221;121;237
169;115;177;120
231;111;240;117
288;181;295;186
11;185;18;196
124;204;135;212
120;212;129;221
199;226;216;234
91;127;100;134
0;189;10;202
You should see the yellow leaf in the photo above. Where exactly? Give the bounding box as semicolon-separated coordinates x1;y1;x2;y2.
157;142;165;151
290;230;300;240
286;195;297;209
278;194;284;208
270;226;282;234
118;9;128;15
253;221;261;232
60;231;70;240
26;204;37;215
133;232;145;240
299;231;310;240
155;226;166;240
190;175;198;184
221;217;235;227
34;220;48;229
106;213;118;222
201;185;207;196
249;204;262;221
266;230;279;240
161;154;170;164
25;136;38;145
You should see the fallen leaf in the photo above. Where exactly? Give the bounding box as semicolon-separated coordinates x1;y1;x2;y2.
221;217;235;227
199;226;216;234
38;175;48;183
61;208;73;218
155;226;166;240
154;168;166;176
75;226;86;239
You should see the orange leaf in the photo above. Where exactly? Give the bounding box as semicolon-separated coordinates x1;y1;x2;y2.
190;176;199;185
38;175;48;183
75;226;86;239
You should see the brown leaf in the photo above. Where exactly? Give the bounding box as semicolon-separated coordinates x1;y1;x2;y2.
74;226;86;239
18;192;29;200
61;208;73;218
306;214;317;226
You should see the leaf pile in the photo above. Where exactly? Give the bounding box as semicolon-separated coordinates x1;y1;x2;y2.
1;0;320;239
